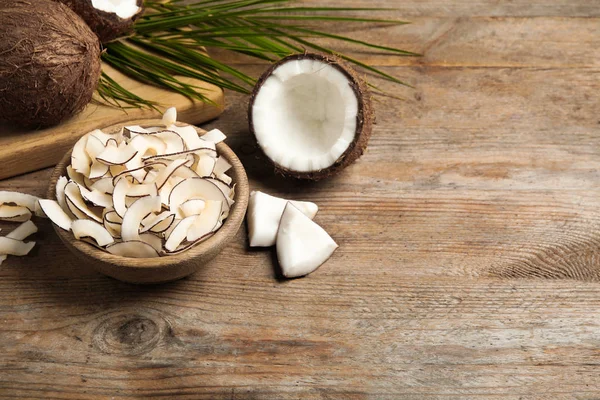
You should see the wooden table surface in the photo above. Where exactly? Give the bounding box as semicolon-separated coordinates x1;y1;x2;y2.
2;1;600;398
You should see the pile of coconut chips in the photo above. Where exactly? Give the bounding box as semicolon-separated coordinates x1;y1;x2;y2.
40;108;235;258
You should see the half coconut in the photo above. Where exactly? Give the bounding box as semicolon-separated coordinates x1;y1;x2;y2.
249;53;373;180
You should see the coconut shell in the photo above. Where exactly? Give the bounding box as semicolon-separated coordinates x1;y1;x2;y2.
248;53;374;180
55;0;143;43
0;0;102;128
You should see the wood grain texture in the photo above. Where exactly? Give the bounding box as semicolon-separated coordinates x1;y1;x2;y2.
0;63;224;180
1;0;600;398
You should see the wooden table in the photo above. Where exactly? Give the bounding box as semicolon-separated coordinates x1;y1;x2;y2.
2;1;600;398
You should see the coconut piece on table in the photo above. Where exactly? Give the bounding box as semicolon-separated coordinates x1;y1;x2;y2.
0;205;32;222
0;220;38;265
249;53;373;180
0;237;36;256
71;219;114;247
276;203;338;278
0;191;39;212
246;191;318;247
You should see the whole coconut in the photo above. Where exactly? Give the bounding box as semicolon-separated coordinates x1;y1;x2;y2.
55;0;143;44
0;0;102;128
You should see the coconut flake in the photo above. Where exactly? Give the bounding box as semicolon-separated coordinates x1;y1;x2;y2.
39;199;72;231
0;191;39;212
186;200;222;242
0;237;35;256
71;219;114;247
162;107;177;126
121;196;162;242
165;216;196;251
106;241;159;258
180;199;206;217
168;178;229;217
201;129;226;144
0;205;32;222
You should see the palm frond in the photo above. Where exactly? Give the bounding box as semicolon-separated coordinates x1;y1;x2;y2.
99;0;418;108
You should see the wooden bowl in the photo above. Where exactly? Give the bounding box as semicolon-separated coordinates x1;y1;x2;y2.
47;119;249;284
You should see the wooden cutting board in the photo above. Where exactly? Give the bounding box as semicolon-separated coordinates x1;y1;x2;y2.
0;63;224;180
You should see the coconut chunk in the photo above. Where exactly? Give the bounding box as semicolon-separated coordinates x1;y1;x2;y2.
120;196;162;242
186;200;222;242
106;241;159;258
0;205;32;222
276;203;337;278
165;216;196;251
246;191;318;247
0;237;35;256
201;129;226;144
0;191;39;212
39;199;73;231
71;219;114;247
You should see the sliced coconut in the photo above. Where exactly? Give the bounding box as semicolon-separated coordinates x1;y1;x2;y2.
124;125;151;136
153;158;190;190
195;155;216;177
89;129;121;146
201;129;226;144
89;161;110;179
247;191;318;247
120;196;161;241
38;199;72;231
109;164;127;177
106;241;159;258
168;124;203;150
168;178;229;217
206;178;235;207
249;53;373;178
64;182;102;222
143;148;216;163
140;233;162;253
0;237;35;256
162;107;177;126
217;173;233;186
79;186;113;208
103;209;122;237
140;211;175;233
186;200;222;242
130;133;166;157
165;216;196;251
276;203;338;278
96;143;138;165
172;165;199;179
112;177;131;218
0;205;32;222
85;134;105;158
71;219;114;247
127;183;158;198
67;165;86;187
90;177;115;194
156;130;185;154
180;199;206;217
213;156;232;177
71;134;91;176
143;170;159;184
0;191;39;212
6;220;38;240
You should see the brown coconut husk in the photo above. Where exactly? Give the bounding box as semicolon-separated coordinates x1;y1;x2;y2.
0;0;102;128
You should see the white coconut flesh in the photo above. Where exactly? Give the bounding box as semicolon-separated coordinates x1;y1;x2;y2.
276;203;338;278
247;191;318;247
42;108;235;258
92;0;140;19
251;59;359;172
0;220;38;265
